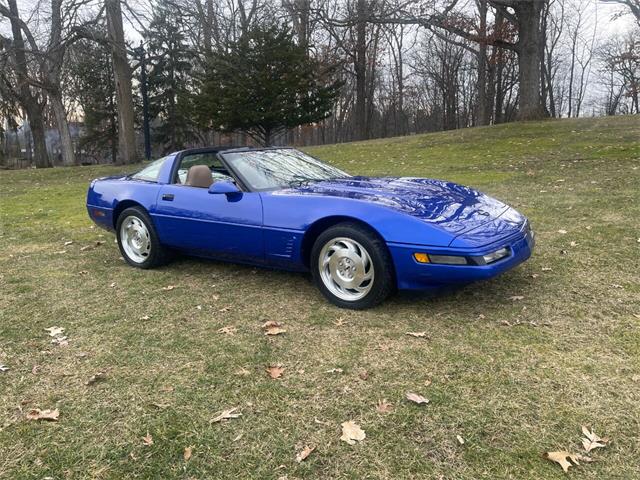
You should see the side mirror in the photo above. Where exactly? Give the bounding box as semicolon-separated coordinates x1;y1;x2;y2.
208;181;241;195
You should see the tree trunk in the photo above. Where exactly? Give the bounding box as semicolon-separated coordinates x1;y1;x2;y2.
27;110;50;169
106;0;138;164
514;1;546;120
50;93;75;166
477;0;489;126
7;0;50;167
48;0;75;165
354;0;368;140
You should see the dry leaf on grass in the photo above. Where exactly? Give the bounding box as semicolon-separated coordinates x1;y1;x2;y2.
0;364;8;373
266;366;284;379
26;408;59;421
183;446;193;461
86;371;107;386
376;399;393;413
217;325;237;335
340;421;365;445
405;331;428;338
142;432;154;446
406;392;429;405
211;407;241;423
358;370;369;380
325;368;343;374
295;445;315;463
544;451;592;472
264;326;286;336
45;326;64;337
262;320;282;329
581;426;609;452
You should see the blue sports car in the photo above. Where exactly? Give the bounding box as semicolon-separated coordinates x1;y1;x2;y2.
86;147;534;309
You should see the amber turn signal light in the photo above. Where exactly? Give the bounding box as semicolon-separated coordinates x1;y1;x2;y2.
413;253;430;263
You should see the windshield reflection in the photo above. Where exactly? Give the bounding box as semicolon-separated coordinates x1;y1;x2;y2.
223;149;349;191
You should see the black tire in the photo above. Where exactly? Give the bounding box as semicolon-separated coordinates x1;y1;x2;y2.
116;206;171;269
310;222;395;309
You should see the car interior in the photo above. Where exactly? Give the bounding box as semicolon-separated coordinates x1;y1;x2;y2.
175;151;235;188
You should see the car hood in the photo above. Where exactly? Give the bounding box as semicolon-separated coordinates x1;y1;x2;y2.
280;176;511;237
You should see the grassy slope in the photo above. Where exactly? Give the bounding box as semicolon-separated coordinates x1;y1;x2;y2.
0;116;638;479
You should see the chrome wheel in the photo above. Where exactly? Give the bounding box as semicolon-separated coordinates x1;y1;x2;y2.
318;237;375;301
120;215;151;264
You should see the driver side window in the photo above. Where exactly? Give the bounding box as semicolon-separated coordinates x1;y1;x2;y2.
175;152;233;185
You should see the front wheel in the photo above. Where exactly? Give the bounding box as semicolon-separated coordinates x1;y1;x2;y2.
311;222;394;309
116;206;171;269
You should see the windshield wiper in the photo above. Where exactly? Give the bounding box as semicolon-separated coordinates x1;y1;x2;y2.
289;175;322;186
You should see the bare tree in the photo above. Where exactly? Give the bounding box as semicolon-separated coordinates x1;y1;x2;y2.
105;0;137;164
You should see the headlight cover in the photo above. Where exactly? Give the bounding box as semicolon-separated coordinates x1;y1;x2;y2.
482;247;510;264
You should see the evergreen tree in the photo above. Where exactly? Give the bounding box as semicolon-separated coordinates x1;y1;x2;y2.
196;24;341;146
67;39;118;163
145;2;197;152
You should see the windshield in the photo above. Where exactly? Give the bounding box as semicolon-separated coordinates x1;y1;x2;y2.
222;148;349;191
131;156;169;182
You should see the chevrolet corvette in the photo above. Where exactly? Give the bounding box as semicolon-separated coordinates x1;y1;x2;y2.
86;147;534;309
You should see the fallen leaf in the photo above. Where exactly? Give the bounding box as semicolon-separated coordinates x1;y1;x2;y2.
26;408;59;421
264;326;286;336
325;368;343;374
183;446;193;461
86;372;107;386
217;325;237;335
211;407;241;423
262;320;282;329
333;317;347;327
45;326;64;337
581;426;609;452
406;392;429;405
544;451;591;472
266;366;284;379
376;399;393;413
296;445;315;463
405;331;428;338
51;336;69;346
161;285;176;291
0;364;8;373
358;370;369;380
142;432;153;446
340;421;365;445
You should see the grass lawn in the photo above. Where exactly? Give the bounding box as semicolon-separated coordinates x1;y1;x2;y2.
1;116;639;479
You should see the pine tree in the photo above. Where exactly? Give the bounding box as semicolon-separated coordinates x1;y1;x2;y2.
196;24;341;146
67;39;118;163
145;2;197;152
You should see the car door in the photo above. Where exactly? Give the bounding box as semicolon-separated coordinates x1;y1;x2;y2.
152;152;264;262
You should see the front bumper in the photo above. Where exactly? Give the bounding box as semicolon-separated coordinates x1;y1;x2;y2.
388;226;535;290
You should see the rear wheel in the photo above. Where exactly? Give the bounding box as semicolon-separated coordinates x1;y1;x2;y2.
311;222;394;309
116;206;171;269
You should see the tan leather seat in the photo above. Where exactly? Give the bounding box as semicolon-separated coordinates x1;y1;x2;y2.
185;165;213;188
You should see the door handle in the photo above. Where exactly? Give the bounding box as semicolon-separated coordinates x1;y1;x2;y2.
162;194;174;201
